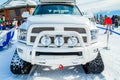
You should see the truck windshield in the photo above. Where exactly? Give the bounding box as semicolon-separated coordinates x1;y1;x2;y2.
33;4;82;15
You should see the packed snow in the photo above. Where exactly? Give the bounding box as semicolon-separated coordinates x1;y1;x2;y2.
0;25;120;80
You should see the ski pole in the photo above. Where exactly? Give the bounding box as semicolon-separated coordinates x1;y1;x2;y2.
106;24;110;50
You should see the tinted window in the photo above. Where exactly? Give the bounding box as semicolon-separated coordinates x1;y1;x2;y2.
33;4;82;15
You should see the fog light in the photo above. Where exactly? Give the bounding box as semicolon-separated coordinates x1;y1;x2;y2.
68;37;78;46
41;36;51;46
54;36;64;46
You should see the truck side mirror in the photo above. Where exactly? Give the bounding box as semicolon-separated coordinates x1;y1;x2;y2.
22;11;30;18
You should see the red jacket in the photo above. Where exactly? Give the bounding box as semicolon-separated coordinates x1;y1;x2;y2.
104;17;112;25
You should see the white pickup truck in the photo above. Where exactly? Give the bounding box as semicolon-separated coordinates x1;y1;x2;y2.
10;0;104;74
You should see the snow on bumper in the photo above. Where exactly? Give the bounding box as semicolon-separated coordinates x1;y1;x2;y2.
17;42;99;67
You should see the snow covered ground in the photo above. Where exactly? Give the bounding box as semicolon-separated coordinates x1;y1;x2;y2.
0;25;120;80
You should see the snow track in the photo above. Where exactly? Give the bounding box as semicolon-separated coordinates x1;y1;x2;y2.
101;51;120;80
26;65;106;80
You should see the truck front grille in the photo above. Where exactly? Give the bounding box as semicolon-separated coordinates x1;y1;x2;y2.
29;26;88;44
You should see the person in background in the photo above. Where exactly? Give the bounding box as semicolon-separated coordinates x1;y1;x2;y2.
17;19;21;27
111;15;115;30
0;18;3;30
0;18;2;23
1;21;6;30
104;16;113;35
12;18;18;29
2;15;5;22
114;15;119;28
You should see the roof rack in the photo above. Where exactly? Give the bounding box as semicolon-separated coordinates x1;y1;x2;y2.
39;0;76;4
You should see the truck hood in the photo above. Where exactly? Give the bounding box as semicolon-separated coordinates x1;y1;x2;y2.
20;15;94;29
28;15;89;24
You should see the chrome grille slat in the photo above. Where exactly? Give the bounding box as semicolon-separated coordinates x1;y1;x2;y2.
32;27;54;33
64;27;86;33
30;36;36;42
82;36;87;43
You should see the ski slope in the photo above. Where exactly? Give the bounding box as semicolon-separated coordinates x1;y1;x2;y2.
0;25;120;80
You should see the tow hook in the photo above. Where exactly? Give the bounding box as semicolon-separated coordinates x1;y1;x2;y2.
59;64;64;70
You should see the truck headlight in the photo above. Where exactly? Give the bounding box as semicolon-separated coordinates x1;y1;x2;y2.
54;36;64;46
90;30;97;40
19;29;27;41
68;37;78;46
41;36;51;46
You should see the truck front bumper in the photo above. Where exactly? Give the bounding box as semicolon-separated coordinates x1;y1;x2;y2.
17;41;99;67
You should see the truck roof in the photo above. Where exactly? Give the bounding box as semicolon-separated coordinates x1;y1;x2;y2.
39;0;76;4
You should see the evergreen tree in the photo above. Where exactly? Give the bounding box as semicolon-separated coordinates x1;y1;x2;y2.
100;14;104;24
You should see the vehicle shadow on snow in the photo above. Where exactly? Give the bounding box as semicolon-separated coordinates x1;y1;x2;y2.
2;65;106;80
28;65;106;80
